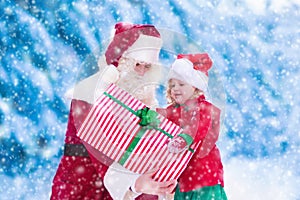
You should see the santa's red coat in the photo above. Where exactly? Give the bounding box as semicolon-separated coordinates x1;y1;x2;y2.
50;100;112;200
51;99;157;199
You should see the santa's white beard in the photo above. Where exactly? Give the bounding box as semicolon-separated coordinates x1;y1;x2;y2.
117;68;145;94
116;62;159;108
69;60;161;108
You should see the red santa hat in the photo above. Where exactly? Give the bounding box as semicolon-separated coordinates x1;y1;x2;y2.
105;22;162;66
66;22;163;103
168;53;213;92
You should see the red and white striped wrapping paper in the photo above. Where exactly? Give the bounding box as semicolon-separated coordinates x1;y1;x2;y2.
77;84;199;182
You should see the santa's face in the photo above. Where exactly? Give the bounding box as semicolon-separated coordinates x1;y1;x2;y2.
169;78;196;104
134;61;152;76
116;57;152;93
117;56;157;81
116;56;160;107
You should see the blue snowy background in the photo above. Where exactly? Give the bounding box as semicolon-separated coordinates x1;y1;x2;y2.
1;0;299;199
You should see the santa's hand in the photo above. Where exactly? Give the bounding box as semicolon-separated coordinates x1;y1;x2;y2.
134;168;177;195
168;134;193;154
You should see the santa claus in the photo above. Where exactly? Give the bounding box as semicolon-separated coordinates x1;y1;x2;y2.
51;22;175;200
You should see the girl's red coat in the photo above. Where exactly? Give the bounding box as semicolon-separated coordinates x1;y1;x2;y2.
162;95;225;192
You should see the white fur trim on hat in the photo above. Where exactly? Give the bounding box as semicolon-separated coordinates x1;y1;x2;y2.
124;34;162;64
169;58;209;92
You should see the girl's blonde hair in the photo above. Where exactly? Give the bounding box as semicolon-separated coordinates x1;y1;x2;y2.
166;79;204;105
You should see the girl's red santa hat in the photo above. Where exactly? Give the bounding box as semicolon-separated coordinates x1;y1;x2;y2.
168;53;213;93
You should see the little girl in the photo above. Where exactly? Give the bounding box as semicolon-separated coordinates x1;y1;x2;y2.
160;53;228;200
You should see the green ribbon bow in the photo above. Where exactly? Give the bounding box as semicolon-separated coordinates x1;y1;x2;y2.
136;107;160;128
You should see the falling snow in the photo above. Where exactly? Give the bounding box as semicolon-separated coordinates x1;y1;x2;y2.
0;0;299;200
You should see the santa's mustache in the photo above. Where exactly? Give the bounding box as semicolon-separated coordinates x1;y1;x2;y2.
118;62;158;82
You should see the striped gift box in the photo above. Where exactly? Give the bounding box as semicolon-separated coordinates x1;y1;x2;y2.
77;83;199;182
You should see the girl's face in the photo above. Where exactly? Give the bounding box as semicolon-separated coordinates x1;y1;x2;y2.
169;79;196;104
